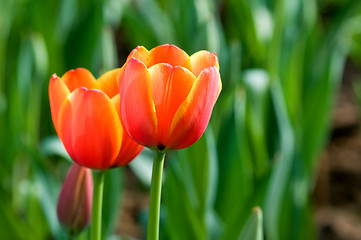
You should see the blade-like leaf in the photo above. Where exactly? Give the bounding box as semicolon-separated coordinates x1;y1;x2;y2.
239;207;264;240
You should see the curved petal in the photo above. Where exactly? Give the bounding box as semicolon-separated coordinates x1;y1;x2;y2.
149;44;191;70
96;68;121;98
190;50;219;77
57;87;122;169
49;74;70;132
114;132;144;167
127;46;154;67
118;57;158;147
148;64;196;146
62;68;96;92
148;63;172;122
168;67;222;149
111;95;144;167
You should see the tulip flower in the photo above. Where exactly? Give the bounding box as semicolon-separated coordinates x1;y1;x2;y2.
49;68;144;169
118;44;222;151
118;44;222;240
49;68;144;240
57;163;93;236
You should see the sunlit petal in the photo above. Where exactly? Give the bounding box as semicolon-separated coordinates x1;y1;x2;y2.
111;95;144;167
127;46;154;67
118;57;158;147
168;67;221;149
96;68;121;98
190;50;219;77
149;44;191;70
148;64;196;145
62;68;96;92
49;74;70;131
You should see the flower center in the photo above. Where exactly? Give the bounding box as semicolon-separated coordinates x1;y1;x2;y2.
157;144;165;151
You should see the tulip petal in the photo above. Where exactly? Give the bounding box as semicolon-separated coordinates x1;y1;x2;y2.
96;68;121;98
148;63;172;115
118;57;158;147
111;95;144;167
127;46;154;67
190;50;219;77
49;74;70;131
114;136;144;167
148;64;196;145
168;67;221;149
62;68;96;92
149;44;191;70
57;88;122;169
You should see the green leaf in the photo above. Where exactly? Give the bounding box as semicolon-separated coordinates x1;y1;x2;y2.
0;188;29;239
264;80;295;240
99;26;118;72
163;157;205;240
33;162;66;240
239;207;264;240
102;168;124;239
163;129;218;240
243;69;270;178
40;136;71;162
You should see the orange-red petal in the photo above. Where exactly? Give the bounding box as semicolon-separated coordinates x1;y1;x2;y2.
127;46;154;67
168;67;221;149
190;50;219;77
148;64;196;145
49;74;70;132
149;44;191;70
57;87;122;169
96;68;121;98
118;57;158;147
62;68;96;92
110;95;144;167
114;132;144;167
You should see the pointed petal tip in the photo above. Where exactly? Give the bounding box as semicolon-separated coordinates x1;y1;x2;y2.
149;44;191;69
129;56;145;65
61;68;96;92
135;45;145;50
51;73;59;80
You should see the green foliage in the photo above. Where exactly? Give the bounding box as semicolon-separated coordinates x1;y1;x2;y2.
1;0;361;239
239;207;264;240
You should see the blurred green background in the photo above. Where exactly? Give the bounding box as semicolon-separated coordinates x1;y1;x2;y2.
1;0;361;239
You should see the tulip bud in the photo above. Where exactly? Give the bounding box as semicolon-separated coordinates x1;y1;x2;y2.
57;163;93;236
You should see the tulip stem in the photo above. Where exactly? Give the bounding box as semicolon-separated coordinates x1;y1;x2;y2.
91;170;105;240
147;151;166;240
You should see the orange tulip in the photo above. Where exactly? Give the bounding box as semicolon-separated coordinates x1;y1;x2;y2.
49;68;143;169
118;44;222;151
57;163;93;235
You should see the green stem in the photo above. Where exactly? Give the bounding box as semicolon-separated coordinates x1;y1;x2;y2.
147;151;166;240
91;170;105;240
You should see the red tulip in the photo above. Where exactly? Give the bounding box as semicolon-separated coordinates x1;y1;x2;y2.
118;44;222;151
57;163;93;235
49;68;144;169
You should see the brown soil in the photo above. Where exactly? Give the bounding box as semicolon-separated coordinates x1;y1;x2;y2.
116;167;149;239
315;61;361;240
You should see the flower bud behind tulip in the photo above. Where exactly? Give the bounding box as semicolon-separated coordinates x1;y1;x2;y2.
57;163;93;236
